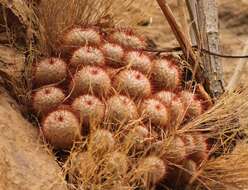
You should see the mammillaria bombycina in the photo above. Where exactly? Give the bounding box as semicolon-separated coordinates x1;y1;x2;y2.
32;86;66;114
151;58;181;90
139;98;169;127
69;66;111;98
63;27;102;47
109;29;146;49
33;57;67;87
102;42;125;67
71;94;105;127
105;95;139;125
42;107;81;149
31;26;211;189
136;156;167;186
124;51;152;74
70;46;105;68
113;69;152;98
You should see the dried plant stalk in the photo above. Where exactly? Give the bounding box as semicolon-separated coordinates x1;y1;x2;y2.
155;0;197;64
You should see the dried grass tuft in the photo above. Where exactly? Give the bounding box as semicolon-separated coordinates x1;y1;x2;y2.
200;141;248;190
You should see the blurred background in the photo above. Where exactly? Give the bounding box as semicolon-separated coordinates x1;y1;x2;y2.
129;0;248;83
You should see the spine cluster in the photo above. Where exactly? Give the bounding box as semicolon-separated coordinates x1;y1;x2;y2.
31;26;211;188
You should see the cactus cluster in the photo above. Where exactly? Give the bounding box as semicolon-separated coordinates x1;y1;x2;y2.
31;26;210;189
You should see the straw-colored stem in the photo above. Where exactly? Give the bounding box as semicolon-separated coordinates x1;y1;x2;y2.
177;0;191;43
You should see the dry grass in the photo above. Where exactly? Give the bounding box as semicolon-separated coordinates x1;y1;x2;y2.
200;141;248;190
62;125;183;190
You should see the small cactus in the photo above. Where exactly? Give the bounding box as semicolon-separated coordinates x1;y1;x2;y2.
190;133;209;164
105;95;139;125
109;28;146;49
125;125;150;151
32;86;65;114
30;25;212;189
105;152;129;176
180;91;203;120
70;46;105;68
42;107;81;149
88;129;115;155
63;27;101;47
154;91;184;126
181;134;197;156
165;136;187;163
33;57;67;87
69;66;111;98
113;69;152;98
151;58;181;90
124;51;152;74
101;42;125;67
136;156;167;186
139;98;169;127
71;94;105;127
68;152;96;183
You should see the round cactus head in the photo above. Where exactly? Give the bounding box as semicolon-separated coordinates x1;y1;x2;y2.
70;46;105;68
154;91;184;127
101;42;125;67
164;136;187;163
180;91;203;120
109;28;146;49
181;134;197;156
33;57;67;87
151;58;181;90
32;86;65;114
68;152;96;183
42;107;81;149
69;66;111;98
136;156;167;186
105;95;139;125
125;125;149;151
113;69;152;99
190;133;209;164
105;152;129;176
139;98;169;128
124;51;152;74
154;90;176;106
63;27;101;47
88;129;115;155
71;95;105;128
181;160;198;184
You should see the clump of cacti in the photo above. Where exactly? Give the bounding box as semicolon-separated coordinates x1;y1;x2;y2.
31;26;211;189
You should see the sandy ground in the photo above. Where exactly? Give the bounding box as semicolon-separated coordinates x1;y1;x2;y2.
218;0;248;83
130;0;248;85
